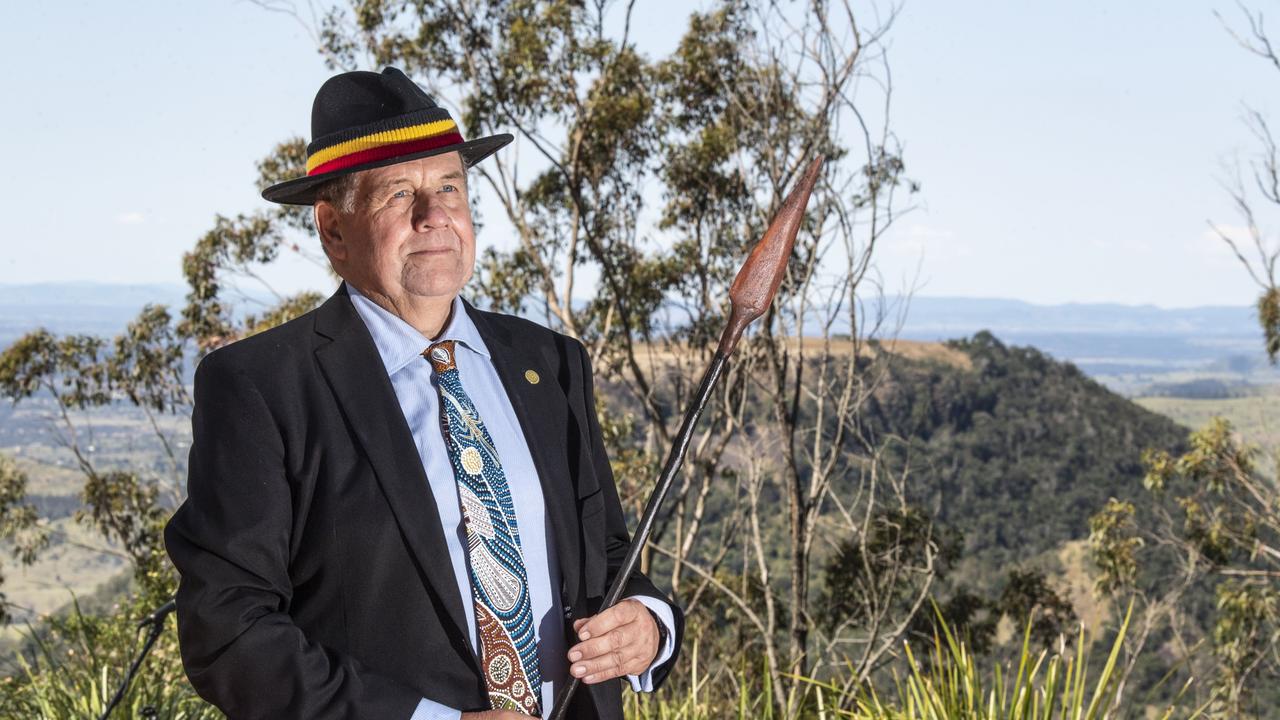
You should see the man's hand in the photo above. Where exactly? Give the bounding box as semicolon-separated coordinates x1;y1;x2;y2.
567;598;660;684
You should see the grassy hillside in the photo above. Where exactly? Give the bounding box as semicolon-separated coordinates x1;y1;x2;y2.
1135;384;1280;460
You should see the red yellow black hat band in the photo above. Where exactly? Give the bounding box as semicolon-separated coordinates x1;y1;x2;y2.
306;118;463;176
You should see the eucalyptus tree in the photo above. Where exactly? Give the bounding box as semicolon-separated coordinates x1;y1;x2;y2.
0;1;922;716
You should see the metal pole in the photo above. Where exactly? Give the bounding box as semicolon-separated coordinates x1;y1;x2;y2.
99;599;175;720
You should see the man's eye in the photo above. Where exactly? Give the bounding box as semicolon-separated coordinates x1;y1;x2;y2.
391;189;411;199
441;184;457;193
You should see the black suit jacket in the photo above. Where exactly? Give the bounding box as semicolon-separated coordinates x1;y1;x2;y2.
164;282;683;719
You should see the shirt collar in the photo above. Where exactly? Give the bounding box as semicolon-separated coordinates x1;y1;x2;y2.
346;282;492;376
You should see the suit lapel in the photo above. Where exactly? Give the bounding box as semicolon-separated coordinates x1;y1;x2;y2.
465;301;584;607
312;283;473;650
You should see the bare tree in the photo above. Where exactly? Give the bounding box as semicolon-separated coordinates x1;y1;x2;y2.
1213;2;1280;363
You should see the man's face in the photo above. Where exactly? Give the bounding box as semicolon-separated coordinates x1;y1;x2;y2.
321;151;475;303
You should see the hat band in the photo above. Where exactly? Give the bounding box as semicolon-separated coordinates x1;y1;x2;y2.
306;118;463;176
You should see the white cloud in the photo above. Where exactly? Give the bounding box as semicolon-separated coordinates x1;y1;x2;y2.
115;211;146;225
885;223;968;257
1197;223;1268;265
1089;233;1152;252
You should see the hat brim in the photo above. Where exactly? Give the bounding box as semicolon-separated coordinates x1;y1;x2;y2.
260;132;514;206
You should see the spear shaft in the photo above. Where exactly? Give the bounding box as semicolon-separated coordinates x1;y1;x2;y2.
548;155;824;719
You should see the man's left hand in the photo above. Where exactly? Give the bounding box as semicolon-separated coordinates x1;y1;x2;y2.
567;598;659;684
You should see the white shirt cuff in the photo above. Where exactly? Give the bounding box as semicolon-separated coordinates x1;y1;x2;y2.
623;594;676;693
411;597;675;712
409;697;461;720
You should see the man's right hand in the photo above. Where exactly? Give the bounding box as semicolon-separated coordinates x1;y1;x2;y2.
460;711;533;720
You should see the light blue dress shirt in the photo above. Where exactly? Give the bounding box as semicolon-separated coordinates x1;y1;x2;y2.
344;284;674;720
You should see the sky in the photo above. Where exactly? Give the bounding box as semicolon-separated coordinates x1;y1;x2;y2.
0;0;1273;308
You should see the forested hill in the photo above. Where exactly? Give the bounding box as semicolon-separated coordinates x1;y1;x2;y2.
865;331;1189;586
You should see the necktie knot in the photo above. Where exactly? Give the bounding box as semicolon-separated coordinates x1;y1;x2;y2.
424;340;458;373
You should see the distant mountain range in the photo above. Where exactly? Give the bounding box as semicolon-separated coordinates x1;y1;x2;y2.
0;282;190;342
0;283;1272;388
0;282;190;308
889;296;1273;385
891;295;1257;337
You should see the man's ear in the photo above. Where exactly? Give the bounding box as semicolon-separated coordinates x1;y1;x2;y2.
314;201;348;262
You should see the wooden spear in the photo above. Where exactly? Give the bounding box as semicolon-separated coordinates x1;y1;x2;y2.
549;155;825;719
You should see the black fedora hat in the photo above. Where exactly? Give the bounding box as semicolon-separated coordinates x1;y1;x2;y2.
261;67;512;205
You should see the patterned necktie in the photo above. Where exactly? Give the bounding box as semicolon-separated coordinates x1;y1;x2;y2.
424;340;543;716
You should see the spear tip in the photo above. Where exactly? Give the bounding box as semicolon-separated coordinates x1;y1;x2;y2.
717;155;825;355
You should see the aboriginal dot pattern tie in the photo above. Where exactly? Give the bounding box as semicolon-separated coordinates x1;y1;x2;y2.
424;340;543;716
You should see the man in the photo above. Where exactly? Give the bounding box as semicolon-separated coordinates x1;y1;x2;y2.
164;66;683;720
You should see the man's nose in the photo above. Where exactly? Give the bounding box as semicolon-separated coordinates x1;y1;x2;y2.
412;194;452;229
